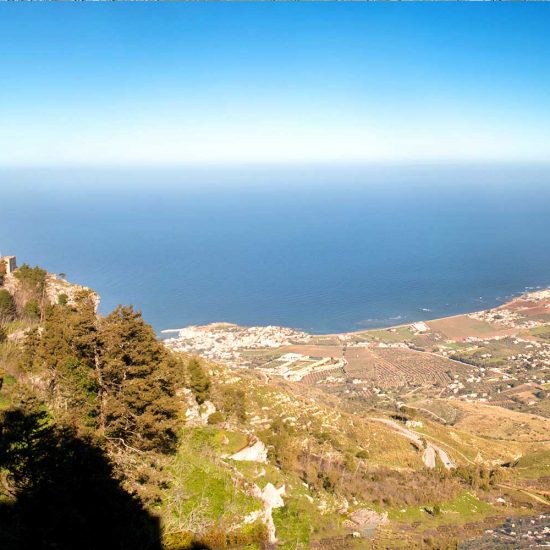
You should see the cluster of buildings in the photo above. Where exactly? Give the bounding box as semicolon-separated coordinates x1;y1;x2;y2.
163;323;310;366
469;308;544;329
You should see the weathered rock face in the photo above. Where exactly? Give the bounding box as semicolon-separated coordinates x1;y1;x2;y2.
252;483;286;544
2;272;99;311
2;273;22;303
44;274;100;310
178;388;217;427
261;482;285;510
229;438;268;463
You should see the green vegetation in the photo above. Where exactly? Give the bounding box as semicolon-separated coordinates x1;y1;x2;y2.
13;264;48;320
162;426;264;547
389;491;492;525
207;411;224;424
513;448;550;479
17;294;181;452
187;357;210;404
219;386;247;422
22;298;40;320
0;290;15;322
0;399;161;550
13;264;47;292
530;325;550;340
100;305;180;453
454;465;503;491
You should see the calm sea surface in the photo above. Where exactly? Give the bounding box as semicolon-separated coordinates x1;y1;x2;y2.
1;165;550;334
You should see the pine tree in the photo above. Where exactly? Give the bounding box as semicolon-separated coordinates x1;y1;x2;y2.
24;292;99;428
98;306;178;453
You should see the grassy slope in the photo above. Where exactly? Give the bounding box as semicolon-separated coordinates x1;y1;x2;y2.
2;330;548;548
158;362;550;548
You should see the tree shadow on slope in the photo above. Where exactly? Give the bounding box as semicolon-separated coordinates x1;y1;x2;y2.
0;402;162;550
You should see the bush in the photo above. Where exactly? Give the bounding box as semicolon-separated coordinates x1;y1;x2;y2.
187;358;210;405
0;289;16;322
13;264;47;293
58;293;69;306
219;386;246;422
207;411;224;425
23;299;41;320
453;464;502;490
23;299;40;320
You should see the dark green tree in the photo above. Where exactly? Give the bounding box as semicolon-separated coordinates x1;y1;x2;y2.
98;306;178;453
187;357;210;405
25;292;99;428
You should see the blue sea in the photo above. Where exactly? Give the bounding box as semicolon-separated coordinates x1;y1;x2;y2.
1;164;550;334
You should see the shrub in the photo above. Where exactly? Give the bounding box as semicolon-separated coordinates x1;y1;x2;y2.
23;299;40;320
0;289;16;322
219;386;246;422
13;264;47;293
207;411;224;425
453;464;502;490
187;358;210;405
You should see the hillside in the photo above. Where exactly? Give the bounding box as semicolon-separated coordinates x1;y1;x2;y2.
1;258;549;549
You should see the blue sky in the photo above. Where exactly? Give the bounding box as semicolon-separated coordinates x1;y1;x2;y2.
1;3;550;166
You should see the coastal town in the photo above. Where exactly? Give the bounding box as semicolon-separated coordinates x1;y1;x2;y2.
162;323;311;367
163;288;550;416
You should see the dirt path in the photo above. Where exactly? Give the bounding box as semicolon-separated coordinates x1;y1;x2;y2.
497;483;550;506
412;431;475;465
370;417;455;469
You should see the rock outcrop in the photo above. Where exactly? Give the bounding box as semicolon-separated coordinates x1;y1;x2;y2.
229;437;268;463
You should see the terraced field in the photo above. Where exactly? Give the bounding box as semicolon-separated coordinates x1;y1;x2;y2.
284;344;470;389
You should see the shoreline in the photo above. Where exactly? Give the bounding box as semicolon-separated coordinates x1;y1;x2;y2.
160;284;550;339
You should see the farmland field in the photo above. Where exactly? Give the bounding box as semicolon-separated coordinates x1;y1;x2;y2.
427;315;514;340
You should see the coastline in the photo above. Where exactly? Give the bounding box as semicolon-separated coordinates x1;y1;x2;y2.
160;284;550;339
